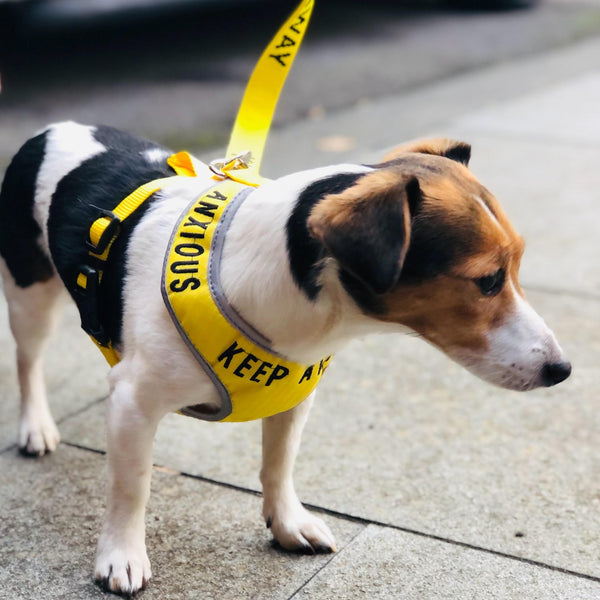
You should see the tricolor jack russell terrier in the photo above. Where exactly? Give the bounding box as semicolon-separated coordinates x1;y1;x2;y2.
0;121;571;596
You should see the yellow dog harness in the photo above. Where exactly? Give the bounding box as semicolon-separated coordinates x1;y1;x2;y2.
79;152;330;422
76;0;326;421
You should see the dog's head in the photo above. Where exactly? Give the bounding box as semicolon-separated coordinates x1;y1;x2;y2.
306;138;571;391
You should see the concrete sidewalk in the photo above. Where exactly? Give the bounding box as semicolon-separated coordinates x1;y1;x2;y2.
1;34;600;600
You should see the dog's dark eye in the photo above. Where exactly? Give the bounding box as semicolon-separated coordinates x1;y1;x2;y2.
475;269;505;296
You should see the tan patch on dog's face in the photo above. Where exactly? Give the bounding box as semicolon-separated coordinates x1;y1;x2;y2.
379;157;526;355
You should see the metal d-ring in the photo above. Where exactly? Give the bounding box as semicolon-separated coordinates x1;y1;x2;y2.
209;151;253;179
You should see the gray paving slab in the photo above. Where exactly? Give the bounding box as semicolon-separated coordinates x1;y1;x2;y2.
61;402;264;490
453;71;600;146
0;444;363;600
258;37;600;179
60;290;600;579
294;525;600;600
290;294;600;577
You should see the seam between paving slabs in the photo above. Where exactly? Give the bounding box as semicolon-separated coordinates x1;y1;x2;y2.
286;527;367;600
301;504;600;586
59;441;600;585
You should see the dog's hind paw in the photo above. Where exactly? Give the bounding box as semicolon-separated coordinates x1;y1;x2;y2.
18;412;60;456
94;546;152;597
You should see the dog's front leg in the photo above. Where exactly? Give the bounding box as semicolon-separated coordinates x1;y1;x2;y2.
260;393;336;553
94;375;160;596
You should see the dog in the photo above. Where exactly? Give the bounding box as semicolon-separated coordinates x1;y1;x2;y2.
0;121;571;596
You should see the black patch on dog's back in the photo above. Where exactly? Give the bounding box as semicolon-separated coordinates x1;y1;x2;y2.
287;172;364;300
48;125;174;347
0;130;55;287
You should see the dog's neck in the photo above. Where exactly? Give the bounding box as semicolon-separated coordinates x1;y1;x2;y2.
219;165;390;365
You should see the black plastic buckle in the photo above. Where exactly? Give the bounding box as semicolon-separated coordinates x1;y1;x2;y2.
75;265;109;346
86;209;121;256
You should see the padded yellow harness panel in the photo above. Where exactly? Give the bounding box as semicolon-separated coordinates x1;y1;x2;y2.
162;178;331;422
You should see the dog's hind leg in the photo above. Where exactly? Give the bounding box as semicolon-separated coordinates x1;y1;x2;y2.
260;393;337;553
1;262;67;455
0;129;70;455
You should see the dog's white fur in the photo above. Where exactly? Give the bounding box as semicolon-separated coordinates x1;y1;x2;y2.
1;122;570;595
464;284;565;390
34;122;106;256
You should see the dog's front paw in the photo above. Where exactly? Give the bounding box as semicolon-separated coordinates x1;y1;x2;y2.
94;542;152;597
264;497;337;554
18;410;60;456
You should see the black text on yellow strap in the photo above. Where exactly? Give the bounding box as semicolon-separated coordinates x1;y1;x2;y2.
269;2;312;68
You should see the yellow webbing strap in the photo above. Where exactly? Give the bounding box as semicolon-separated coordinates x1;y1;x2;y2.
223;0;314;185
92;337;121;367
83;153;200;268
77;153;204;365
88;180;167;252
85;152;203;260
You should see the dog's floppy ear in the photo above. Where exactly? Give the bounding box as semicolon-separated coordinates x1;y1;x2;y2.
383;138;471;167
307;170;421;295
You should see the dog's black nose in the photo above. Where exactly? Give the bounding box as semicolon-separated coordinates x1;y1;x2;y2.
541;361;572;386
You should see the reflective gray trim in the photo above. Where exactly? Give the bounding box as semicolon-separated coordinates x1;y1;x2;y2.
209;187;287;357
160;183;232;422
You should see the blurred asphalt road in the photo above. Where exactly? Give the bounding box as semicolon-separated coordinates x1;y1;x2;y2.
1;0;600;168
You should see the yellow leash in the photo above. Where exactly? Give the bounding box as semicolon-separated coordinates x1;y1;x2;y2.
212;0;314;185
79;0;315;366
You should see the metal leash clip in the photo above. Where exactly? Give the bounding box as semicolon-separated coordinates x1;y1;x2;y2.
209;151;253;179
